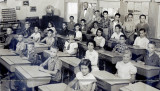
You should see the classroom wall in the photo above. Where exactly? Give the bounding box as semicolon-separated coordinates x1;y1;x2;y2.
0;0;65;20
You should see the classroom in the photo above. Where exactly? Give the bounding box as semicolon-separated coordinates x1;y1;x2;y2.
0;0;160;91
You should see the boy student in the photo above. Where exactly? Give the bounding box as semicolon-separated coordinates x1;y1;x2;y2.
64;31;78;55
29;26;41;42
85;40;99;71
41;30;55;47
136;41;160;67
136;14;150;37
67;16;76;31
112;13;122;34
100;11;111;40
123;13;135;45
39;47;62;82
21;21;33;38
115;50;137;82
112;35;129;54
60;22;69;36
133;28;149;49
24;42;41;65
92;10;101;23
74;23;82;41
15;34;26;56
111;24;124;40
81;19;88;33
1;28;16;50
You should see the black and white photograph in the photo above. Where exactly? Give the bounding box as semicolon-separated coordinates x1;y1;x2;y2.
0;0;160;91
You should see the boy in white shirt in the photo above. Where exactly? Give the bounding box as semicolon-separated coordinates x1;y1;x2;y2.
111;24;123;40
115;50;137;82
29;26;41;42
74;23;82;41
133;28;149;49
64;31;78;55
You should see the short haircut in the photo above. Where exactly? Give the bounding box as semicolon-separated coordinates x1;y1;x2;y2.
149;41;156;47
81;19;86;22
115;13;121;17
120;35;126;40
79;59;92;72
68;31;76;37
139;28;146;32
7;27;13;31
87;39;96;48
128;13;133;16
62;22;67;25
103;11;108;14
96;28;103;36
74;23;81;31
25;21;30;24
48;29;53;33
139;14;146;19
95;10;100;13
70;16;74;19
124;49;132;57
115;24;122;29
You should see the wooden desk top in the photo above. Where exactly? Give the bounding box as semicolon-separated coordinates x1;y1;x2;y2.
38;83;69;91
131;61;160;70
97;49;122;58
0;56;31;72
0;49;16;56
59;57;81;67
92;71;130;85
34;43;49;48
120;82;160;91
43;50;76;57
16;66;51;78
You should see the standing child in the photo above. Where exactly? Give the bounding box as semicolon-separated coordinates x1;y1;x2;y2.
133;28;149;49
68;16;76;31
29;26;41;42
64;31;78;55
39;47;62;83
94;28;105;48
110;24;124;41
15;34;26;56
85;40;99;71
21;21;33;38
115;50;137;82
112;35;128;54
74;23;82;41
41;30;55;47
65;59;96;91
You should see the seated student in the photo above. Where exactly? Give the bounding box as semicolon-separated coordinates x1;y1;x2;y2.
74;23;82;41
81;19;88;33
90;21;99;36
24;42;41;65
133;28;149;49
44;22;57;37
110;24;124;41
1;28;16;50
115;50;137;82
65;59;96;91
111;13;122;34
21;21;33;38
67;16;76;31
64;31;78;55
15;34;26;56
112;35;129;54
41;30;55;47
93;28;105;48
29;26;41;42
136;41;160;67
85;40;99;71
59;22;69;36
39;47;62;83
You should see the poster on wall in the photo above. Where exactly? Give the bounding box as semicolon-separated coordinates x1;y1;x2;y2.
30;6;36;12
23;0;29;6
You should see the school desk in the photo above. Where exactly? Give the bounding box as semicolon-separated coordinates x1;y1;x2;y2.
15;66;51;88
43;50;76;59
128;45;146;55
106;39;119;48
131;61;160;78
120;82;160;91
59;57;81;72
92;71;130;91
38;83;72;91
0;56;31;72
0;49;16;56
34;43;49;53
